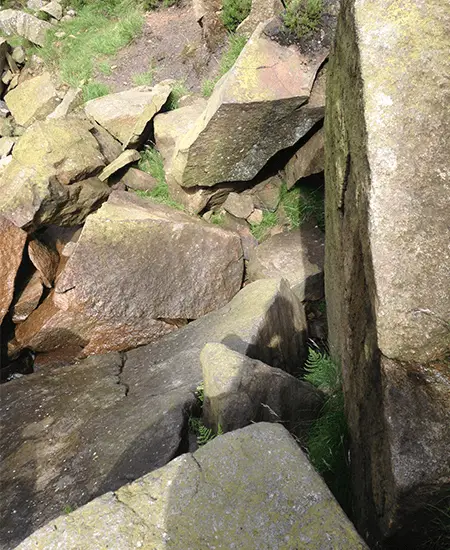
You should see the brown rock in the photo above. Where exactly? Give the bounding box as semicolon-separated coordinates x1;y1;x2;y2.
12;271;44;323
0;216;27;324
284;127;324;189
219;211;258;261
237;0;284;38
28;238;59;288
193;0;227;50
248;174;283;211
98;150;140;181
222;192;254;219
120;167;158;193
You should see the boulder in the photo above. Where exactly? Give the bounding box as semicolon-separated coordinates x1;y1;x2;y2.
84;81;173;148
193;0;227;50
11;45;26;64
285;126;324;189
0;216;27;324
246;174;283;211
248;226;325;301
237;0;285;37
15;190;244;357
222;191;254;219
216;211;258;261
5;73;59;127
28;238;59;288
0;118;108;230
0;9;52;47
12;271;44;323
169;20;326;189
2;279;308;548
16;423;368;550
47;87;82;119
98;149;140;181
39;0;63;20
201;343;323;440
325;0;450;545
120;167;158;192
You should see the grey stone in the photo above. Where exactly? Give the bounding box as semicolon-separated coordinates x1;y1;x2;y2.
285;126;324;189
120;167;158;192
47;87;82;119
237;0;284;37
0;9;52;47
0;136;15;158
98;149;140;181
222;191;254;219
11;46;26;65
40;0;63;20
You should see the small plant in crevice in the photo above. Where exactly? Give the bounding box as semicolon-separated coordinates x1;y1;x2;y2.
249;210;277;241
132;65;155;86
221;0;252;32
188;383;223;446
302;345;351;514
166;80;189;111
283;0;323;40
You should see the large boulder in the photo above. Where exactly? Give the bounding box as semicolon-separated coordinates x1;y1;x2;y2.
0;118;109;230
325;0;450;546
0;217;27;324
1;279;308;548
0;9;52;47
201;343;323;441
169;20;327;189
16;423;368;550
4;73;59;127
84;81;173;148
15;190;244;357
248;226;325;301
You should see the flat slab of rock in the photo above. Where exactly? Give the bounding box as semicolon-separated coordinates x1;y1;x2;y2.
248;226;325;301
0;9;52;47
16;423;368;550
5;73;59;127
12;271;44;323
98;149;140;181
15;190;244;356
285;126;324;189
169;20;326;188
222;191;254;219
120;167;158;192
84;81;173;148
2;278;307;548
201;343;323;441
0;216;27;324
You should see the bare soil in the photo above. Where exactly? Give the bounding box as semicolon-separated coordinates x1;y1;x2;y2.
95;2;225;93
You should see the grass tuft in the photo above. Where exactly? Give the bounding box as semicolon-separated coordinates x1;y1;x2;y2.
249;211;277;241
284;0;323;39
132;65;155;86
221;0;252;32
82;81;110;101
166;80;189;110
279;181;325;230
143;0;179;9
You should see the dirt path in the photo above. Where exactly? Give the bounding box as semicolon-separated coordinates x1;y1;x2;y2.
96;2;225;93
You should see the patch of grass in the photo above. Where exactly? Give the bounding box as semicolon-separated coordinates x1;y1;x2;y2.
82;81;110;101
284;0;323;39
62;504;73;515
221;0;252;32
39;0;144;98
98;61;113;75
422;499;450;550
166;80;189;110
143;0;179;9
202;34;248;98
210;212;226;226
249;210;277;241
136;147;184;210
303;346;351;513
279;181;325;230
132;65;155;86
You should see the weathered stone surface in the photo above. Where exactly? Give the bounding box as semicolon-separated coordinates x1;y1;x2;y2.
28;238;59;288
90;121;123;163
237;0;284;37
5;73;59;127
0;9;52;47
2;279;308;548
154;97;206;172
201;343;323;440
222;191;254;219
47;87;82;119
40;0;63;20
12;270;44;323
11;45;26;64
325;0;450;545
16;423;368;550
218;211;258;261
0;136;15;158
0;216;27;324
98;149;140;181
120;167;158;192
285;126;324;189
0;118;107;230
169;21;326;188
193;0;227;50
247;174;283;211
84;81;173;148
15;191;244;356
248;226;325;301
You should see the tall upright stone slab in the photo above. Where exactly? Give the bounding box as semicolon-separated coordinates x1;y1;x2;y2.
325;0;450;547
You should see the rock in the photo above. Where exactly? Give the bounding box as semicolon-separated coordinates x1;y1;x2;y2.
15;190;244;356
248;226;325;301
169;20;326;189
154;97;206;172
222;191;254;219
0;38;8;97
40;0;63;20
285;127;324;189
0;136;15;158
4;73;59;127
193;0;227;50
90;122;122;163
2;279;308;548
11;45;26;64
28;238;59;288
15;423;368;550
201;342;323;440
248;174;283;211
0;118;108;230
247;207;263;225
0;9;52;47
84;81;173;148
47;87;82;119
98;149;140;181
12;271;44;323
167;178;237;215
237;0;284;37
119;167;158;192
218;210;258;261
0;155;12;177
325;0;450;545
27;0;46;9
0;216;27;324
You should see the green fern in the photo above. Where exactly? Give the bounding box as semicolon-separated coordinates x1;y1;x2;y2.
195;383;205;404
304;346;341;395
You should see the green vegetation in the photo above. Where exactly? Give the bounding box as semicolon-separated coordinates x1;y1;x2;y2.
62;504;73;515
143;0;179;9
166;80;189;110
249;211;277;240
188;383;223;446
82;81;110;101
202;34;248;98
284;0;323;39
303;346;351;513
132;65;155;86
136;147;184;210
221;0;252;32
210;212;226;226
38;0;144;101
